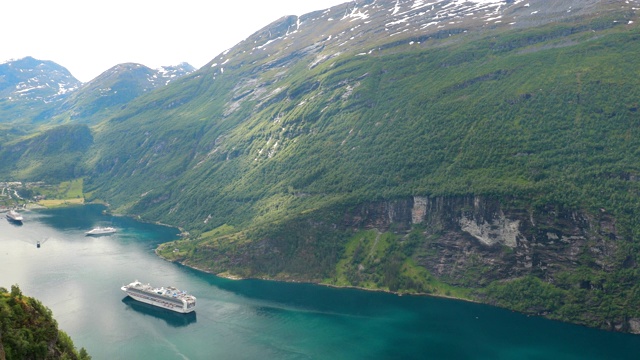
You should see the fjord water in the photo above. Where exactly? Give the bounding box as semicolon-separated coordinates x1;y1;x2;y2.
1;205;639;359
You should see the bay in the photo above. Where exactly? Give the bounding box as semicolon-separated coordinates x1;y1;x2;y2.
1;204;639;359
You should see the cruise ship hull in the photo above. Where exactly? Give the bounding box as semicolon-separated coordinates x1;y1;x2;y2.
6;211;23;224
120;281;196;314
122;289;195;313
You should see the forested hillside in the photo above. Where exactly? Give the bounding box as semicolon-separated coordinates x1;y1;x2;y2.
0;124;92;182
0;286;90;360
87;1;640;230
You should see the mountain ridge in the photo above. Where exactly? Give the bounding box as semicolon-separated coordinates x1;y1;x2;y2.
54;62;195;124
0;57;195;129
0;56;80;103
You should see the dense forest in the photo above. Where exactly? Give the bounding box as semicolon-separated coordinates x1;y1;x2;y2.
0;285;90;360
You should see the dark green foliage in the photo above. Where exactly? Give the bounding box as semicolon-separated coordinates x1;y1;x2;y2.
483;270;640;330
0;124;92;182
0;285;90;360
161;206;349;280
337;229;430;293
484;276;566;313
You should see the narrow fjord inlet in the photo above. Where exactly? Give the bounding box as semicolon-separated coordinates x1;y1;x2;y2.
0;205;639;359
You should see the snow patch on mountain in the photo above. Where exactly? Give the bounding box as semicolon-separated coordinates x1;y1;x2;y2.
0;57;82;103
154;63;195;85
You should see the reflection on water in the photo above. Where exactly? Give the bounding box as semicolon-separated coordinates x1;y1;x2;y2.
121;296;197;328
83;233;115;238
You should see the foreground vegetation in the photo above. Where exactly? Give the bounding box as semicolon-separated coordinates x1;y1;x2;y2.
0;285;90;360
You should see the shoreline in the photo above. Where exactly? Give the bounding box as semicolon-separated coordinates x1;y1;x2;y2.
155;254;640;336
154;249;478;304
39;201;187;234
29;201;640;335
20;199;472;304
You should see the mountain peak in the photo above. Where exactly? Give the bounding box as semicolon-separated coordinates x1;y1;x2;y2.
51;61;196;124
210;0;637;74
155;62;196;83
0;56;81;103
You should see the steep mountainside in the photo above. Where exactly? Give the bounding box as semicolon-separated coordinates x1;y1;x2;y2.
53;62;195;124
5;0;640;332
86;0;640;220
0;124;92;181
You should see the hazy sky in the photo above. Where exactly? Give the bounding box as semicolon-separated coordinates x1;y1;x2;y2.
1;0;347;82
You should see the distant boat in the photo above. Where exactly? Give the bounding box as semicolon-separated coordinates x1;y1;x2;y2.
6;210;23;223
85;226;116;235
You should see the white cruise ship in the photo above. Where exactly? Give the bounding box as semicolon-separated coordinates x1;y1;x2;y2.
6;210;23;223
85;226;116;235
121;280;196;313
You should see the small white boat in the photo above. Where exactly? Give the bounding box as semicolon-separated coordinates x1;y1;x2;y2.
85;226;116;235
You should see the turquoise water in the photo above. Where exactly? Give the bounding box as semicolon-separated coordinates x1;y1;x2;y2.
1;205;639;359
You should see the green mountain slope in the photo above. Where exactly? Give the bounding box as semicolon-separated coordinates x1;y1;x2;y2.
53;62;196;125
0;124;92;182
88;4;640;228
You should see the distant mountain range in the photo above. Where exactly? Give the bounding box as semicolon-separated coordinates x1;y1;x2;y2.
0;56;80;103
2;0;640;333
57;62;195;124
0;57;194;128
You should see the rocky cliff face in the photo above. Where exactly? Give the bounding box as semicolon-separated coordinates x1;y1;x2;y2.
162;193;637;332
345;195;620;286
338;195;640;332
